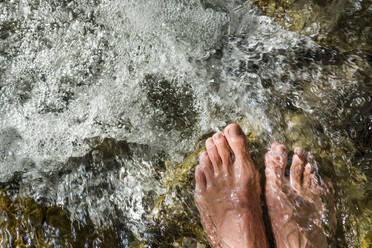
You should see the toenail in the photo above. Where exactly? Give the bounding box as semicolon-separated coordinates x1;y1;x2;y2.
273;144;287;154
305;163;312;173
294;147;305;159
213;133;224;142
206;138;215;148
294;147;303;154
199;151;208;161
213;132;223;139
227;123;243;136
306;153;314;162
270;142;282;150
272;150;287;159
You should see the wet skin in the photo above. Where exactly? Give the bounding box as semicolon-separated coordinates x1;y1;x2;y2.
194;123;336;248
265;143;336;248
194;123;269;248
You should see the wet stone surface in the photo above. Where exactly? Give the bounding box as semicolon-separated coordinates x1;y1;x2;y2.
0;0;371;247
251;0;372;54
0;190;122;248
141;74;196;136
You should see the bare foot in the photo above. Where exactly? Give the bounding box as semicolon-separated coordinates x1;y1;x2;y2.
265;143;337;248
194;123;269;248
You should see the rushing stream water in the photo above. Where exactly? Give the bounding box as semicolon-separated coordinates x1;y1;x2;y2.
0;0;371;247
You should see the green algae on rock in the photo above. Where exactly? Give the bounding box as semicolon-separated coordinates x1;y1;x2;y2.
251;0;372;54
361;230;372;248
149;121;271;247
0;117;369;247
280;112;372;247
149;142;210;247
0;190;121;248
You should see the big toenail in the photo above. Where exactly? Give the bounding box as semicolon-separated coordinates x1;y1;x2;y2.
273;144;286;154
270;142;281;150
272;149;287;159
228;124;243;136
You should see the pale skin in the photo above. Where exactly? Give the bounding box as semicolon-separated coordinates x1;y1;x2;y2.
194;123;336;248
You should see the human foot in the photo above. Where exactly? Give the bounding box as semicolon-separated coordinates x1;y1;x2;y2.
265;143;337;248
194;123;269;248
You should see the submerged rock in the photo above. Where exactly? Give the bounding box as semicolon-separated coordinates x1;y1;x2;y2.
251;0;372;54
0;123;268;247
0;116;370;247
362;230;372;248
150;120;279;247
0;0;371;247
0;190;122;247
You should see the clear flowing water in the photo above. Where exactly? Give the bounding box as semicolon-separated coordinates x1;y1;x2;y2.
0;0;371;247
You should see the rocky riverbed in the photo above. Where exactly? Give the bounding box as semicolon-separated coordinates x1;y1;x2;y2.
0;0;371;247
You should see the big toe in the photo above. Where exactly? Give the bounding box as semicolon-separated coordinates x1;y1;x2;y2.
224;123;258;185
223;123;250;162
265;142;288;182
265;143;288;172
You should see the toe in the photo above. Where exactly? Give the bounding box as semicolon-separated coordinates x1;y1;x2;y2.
302;163;313;188
224;123;258;187
302;152;322;191
206;138;222;173
212;132;232;174
289;147;306;192
310;175;322;194
200;151;215;188
265;142;288;177
303;162;323;196
195;165;207;193
310;164;323;194
223;123;250;162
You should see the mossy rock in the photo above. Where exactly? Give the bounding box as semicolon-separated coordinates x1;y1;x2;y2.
361;230;372;248
0;116;370;247
149;120;268;247
0;191;120;248
252;0;372;54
